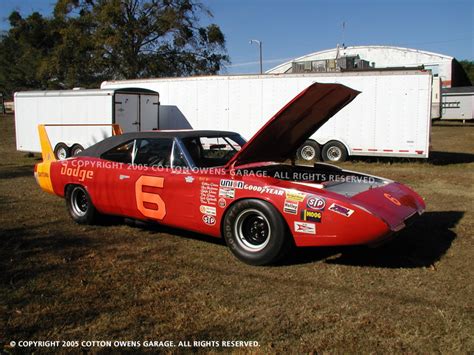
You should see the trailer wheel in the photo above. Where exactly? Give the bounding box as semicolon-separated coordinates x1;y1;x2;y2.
322;141;348;162
54;143;70;160
296;140;320;162
70;144;84;156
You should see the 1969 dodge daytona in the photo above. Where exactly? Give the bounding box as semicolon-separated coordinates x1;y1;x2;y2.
35;83;425;265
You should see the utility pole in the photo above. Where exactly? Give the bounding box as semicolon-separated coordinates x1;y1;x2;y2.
249;39;263;74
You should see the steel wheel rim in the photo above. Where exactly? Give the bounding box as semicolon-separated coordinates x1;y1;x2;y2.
234;209;271;252
301;145;316;161
71;187;88;217
57;147;68;160
327;146;342;161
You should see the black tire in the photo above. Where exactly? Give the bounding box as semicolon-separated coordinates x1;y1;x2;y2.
65;185;98;224
296;140;321;162
223;199;290;266
54;142;70;160
322;140;348;162
70;144;84;156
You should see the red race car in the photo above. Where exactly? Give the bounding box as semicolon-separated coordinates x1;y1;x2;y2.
35;83;425;265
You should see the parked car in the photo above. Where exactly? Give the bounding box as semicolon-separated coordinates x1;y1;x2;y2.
35;83;425;265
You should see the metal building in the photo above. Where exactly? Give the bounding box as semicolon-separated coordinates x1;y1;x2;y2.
267;45;471;88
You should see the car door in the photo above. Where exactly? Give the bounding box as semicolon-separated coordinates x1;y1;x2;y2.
93;137;197;228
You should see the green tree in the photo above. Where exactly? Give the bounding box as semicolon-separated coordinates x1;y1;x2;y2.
459;60;474;85
0;11;60;97
0;0;229;96
53;0;229;79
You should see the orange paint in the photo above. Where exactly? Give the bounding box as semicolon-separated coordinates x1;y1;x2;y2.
135;176;166;220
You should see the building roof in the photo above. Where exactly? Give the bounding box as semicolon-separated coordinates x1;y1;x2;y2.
267;45;454;73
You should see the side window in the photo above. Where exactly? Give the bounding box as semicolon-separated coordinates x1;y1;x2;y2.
133;138;173;167
101;140;134;163
171;140;189;168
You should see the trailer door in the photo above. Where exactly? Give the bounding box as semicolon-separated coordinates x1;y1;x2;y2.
115;93;139;132
139;94;159;130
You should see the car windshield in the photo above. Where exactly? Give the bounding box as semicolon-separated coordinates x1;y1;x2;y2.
181;134;246;168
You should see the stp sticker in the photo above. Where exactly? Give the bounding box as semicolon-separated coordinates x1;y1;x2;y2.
283;200;298;215
294;221;316;234
199;205;217;216
307;195;326;210
202;215;216;226
300;210;322;222
328;203;354;217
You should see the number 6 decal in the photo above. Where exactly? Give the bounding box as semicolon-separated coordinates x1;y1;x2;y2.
136;176;166;220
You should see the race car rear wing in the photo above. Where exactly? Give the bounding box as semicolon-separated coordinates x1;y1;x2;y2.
38;124;123;161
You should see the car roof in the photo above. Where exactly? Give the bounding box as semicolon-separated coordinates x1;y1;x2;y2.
77;129;240;158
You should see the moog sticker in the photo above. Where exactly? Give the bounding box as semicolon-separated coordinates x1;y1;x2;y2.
300;209;322;222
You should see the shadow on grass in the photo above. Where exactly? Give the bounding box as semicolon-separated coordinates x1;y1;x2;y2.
0;165;34;179
0;225;96;286
283;211;462;268
427;151;474;165
127;219;227;247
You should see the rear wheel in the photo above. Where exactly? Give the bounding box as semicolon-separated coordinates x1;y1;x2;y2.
223;199;290;265
70;144;84;156
54;143;70;160
296;140;321;162
322;141;348;162
66;185;98;224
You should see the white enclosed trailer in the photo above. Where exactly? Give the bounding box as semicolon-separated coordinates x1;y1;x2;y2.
440;86;474;122
14;88;159;158
101;70;432;162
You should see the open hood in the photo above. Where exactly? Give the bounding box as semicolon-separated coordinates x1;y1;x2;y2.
225;82;360;168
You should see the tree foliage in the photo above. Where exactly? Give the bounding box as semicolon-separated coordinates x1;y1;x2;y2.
459;60;474;85
0;0;229;98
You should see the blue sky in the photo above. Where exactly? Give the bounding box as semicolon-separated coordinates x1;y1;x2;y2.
1;0;473;74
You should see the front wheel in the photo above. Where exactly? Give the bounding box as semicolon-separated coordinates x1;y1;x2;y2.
223;199;290;266
66;185;98;224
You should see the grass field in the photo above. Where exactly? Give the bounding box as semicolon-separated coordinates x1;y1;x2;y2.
1;114;473;353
